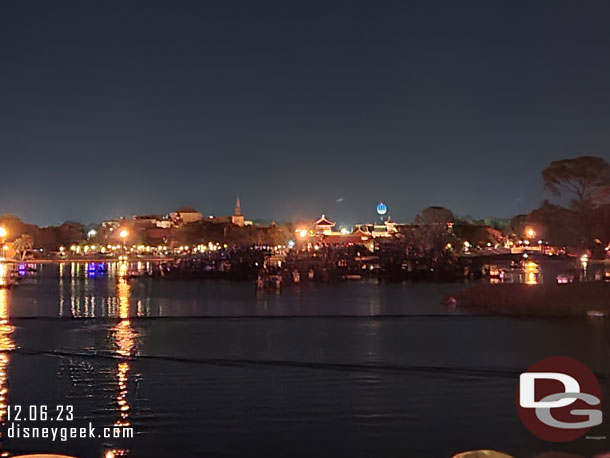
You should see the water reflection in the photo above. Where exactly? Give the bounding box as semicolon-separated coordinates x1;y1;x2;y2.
58;262;153;318
107;275;138;457
0;286;14;452
522;261;540;285
486;260;543;284
0;264;11;289
59;262;100;318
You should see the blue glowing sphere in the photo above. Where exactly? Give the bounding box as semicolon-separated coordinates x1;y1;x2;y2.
376;202;387;215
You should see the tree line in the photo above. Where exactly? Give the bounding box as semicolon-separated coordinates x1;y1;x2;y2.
1;156;609;254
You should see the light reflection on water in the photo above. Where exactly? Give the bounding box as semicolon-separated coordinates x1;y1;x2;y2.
2;263;144;457
58;262;154;319
0;288;14;445
108;276;137;457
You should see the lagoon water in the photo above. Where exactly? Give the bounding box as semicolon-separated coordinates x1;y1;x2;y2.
0;263;608;457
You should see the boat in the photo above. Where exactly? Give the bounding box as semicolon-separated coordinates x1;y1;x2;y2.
126;269;149;279
556;273;575;284
256;272;282;291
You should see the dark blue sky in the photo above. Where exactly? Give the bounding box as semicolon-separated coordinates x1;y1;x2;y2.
1;1;610;226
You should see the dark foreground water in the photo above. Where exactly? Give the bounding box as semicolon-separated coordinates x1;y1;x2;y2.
0;263;608;457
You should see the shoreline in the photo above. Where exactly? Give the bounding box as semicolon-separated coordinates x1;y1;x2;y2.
5;256;177;264
447;281;610;317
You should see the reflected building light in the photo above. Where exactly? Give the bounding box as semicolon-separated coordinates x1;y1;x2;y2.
108;277;137;457
523;261;540;285
525;272;538;285
58;263;65;316
0;288;14;436
580;254;589;270
118;261;129;279
0;263;8;288
70;267;79;317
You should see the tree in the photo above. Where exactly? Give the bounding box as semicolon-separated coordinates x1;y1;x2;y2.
55;222;86;247
13;234;33;260
526;201;580;247
506;214;527;238
415;206;454;226
543;156;610;246
543;156;610;210
453;224;504;247
412;207;455;251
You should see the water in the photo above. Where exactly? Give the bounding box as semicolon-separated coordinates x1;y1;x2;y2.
0;263;608;457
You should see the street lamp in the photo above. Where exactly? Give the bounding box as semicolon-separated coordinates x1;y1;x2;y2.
119;229;129;257
525;226;535;239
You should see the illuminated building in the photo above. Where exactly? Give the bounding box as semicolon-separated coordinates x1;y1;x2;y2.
101;219;124;232
353;218;399;238
313;214;336;235
294;213;402;248
169;206;203;225
231;196;245;227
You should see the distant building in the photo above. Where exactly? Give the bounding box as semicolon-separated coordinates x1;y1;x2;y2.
169;206;203;226
133;214;164;228
145;227;173;243
295;214;403;248
353;219;398;238
313;214;336;235
155;220;173;229
101;218;123;232
231;197;245;227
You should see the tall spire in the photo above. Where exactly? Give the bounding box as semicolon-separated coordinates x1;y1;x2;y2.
231;196;245;227
234;196;242;216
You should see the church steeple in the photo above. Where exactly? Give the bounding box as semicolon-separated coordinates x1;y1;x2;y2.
234;196;242;216
231;196;245;227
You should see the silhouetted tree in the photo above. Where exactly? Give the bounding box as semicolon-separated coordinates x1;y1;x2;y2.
543;156;610;209
543;156;610;246
13;234;33;260
412;206;455;251
526;201;579;247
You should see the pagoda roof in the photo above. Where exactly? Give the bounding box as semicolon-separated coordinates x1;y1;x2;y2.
353;226;371;235
313;214;336;227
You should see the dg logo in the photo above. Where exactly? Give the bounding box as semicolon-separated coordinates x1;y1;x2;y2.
516;356;603;442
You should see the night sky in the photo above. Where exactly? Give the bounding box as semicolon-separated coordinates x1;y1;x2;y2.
2;1;610;226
